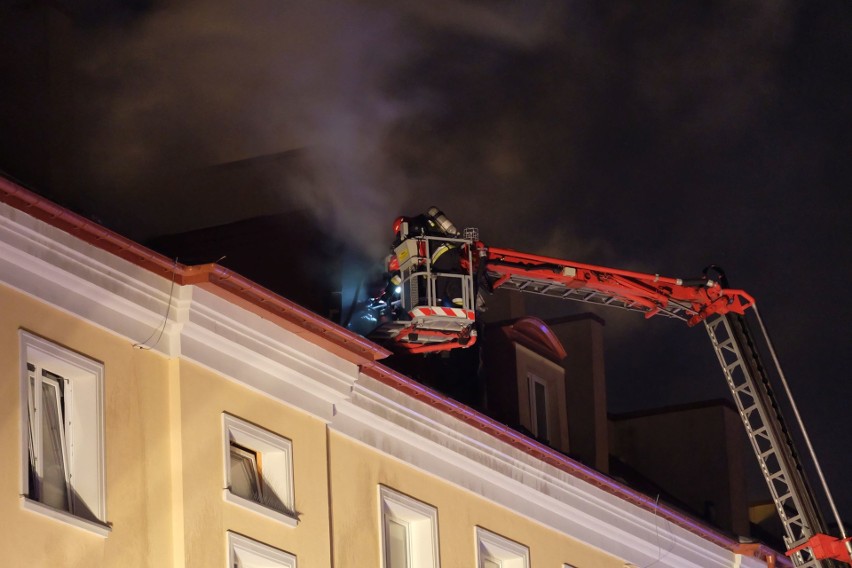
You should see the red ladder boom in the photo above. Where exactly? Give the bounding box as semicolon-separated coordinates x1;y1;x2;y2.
366;207;850;566
483;245;754;326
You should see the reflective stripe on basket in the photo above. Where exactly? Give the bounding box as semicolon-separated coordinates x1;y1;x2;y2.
409;307;475;319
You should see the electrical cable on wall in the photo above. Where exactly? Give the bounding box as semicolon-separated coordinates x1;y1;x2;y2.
134;257;178;351
642;493;676;568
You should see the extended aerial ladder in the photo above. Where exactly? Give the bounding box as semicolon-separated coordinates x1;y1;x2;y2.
364;208;851;567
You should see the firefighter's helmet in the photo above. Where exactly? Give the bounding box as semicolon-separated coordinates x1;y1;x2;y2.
393;216;405;236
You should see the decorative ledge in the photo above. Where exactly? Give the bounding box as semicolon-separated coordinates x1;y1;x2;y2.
223;490;299;528
21;497;111;537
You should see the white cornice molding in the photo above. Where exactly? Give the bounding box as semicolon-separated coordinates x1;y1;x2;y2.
333;374;763;568
0;202;359;421
180;287;359;421
0;202;183;355
0;202;764;567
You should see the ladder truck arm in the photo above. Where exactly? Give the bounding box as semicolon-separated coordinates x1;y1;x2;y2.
709;310;852;567
365;208;850;567
481;246;850;566
482;245;754;326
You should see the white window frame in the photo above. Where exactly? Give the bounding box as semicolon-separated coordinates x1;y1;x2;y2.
379;485;440;568
222;413;297;527
229;443;262;500
475;527;529;568
513;343;569;452
227;531;296;568
19;330;108;536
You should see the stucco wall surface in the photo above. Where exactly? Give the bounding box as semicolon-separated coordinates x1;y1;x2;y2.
177;358;331;568
328;430;625;568
0;285;174;567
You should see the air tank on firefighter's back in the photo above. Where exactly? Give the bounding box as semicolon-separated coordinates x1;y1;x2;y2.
427;206;460;237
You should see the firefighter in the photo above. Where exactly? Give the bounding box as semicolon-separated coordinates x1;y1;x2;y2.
393;207;460;243
391;207;465;308
431;241;464;307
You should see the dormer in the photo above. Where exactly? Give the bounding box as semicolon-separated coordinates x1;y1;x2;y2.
483;317;570;454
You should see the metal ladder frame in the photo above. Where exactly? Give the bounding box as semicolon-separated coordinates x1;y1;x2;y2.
705;313;829;568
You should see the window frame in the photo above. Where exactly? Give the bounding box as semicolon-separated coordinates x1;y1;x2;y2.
384;516;412;568
19;330;108;536
222;413;297;527
227;531;297;568
29;367;72;511
475;527;529;568
513;343;569;452
229;442;263;502
379;485;440;568
528;373;550;442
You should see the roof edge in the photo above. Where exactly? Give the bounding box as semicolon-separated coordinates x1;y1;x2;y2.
360;361;788;566
609;398;737;421
0;176;390;364
1;175;786;565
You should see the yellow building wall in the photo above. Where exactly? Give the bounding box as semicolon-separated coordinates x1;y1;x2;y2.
0;284;335;567
176;359;332;568
0;285;174;566
2;275;720;568
328;431;625;568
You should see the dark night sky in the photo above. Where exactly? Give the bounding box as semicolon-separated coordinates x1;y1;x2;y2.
2;0;851;525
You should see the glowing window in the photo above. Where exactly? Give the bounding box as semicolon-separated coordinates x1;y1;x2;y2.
223;414;296;526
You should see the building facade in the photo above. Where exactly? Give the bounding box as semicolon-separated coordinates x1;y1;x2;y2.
0;176;783;567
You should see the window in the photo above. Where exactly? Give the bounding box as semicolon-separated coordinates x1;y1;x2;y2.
475;527;529;568
20;331;107;535
513;343;569;453
379;485;439;568
223;414;296;526
228;531;296;568
386;517;410;568
230;443;262;502
528;374;549;442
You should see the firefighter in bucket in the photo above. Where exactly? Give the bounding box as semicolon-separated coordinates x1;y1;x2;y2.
390;207;466;310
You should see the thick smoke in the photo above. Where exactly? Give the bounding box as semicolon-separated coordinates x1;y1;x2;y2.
7;0;851;516
72;1;421;257
69;0;851;356
71;0;842;363
72;0;574;257
386;1;797;267
71;0;801;266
